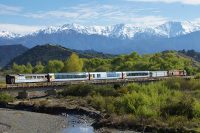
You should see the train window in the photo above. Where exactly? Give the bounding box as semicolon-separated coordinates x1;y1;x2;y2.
107;73;116;77
25;76;32;79
55;74;87;79
37;76;44;79
127;72;148;76
97;74;101;78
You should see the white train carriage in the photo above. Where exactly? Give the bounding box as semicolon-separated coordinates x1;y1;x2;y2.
150;71;168;77
49;72;89;82
123;71;150;79
89;72;122;80
6;74;48;84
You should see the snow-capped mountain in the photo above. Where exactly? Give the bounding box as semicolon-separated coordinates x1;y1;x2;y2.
0;31;20;38
31;21;200;39
1;21;200;54
153;21;200;38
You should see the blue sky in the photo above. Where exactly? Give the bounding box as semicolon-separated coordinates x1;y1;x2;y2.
0;0;200;34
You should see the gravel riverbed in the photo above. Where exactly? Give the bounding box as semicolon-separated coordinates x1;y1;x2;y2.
0;108;67;133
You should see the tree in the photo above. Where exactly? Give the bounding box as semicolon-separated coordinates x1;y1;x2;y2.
12;63;26;73
24;63;33;73
63;53;83;72
33;62;44;73
46;60;64;73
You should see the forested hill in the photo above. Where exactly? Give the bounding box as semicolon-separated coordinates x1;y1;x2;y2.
179;50;200;62
0;44;28;68
7;44;114;67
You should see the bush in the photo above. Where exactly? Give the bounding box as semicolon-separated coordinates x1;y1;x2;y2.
161;95;200;119
89;94;106;111
192;100;200;118
95;86;118;96
167;116;189;128
0;93;14;104
59;84;118;97
195;73;200;79
59;84;94;97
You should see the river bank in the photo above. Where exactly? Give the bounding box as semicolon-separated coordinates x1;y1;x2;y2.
1;96;198;133
0;108;67;133
0;97;141;133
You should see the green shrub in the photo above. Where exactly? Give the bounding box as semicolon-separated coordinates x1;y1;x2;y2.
104;97;115;113
95;86;118;96
59;84;118;97
59;84;94;97
167;116;189;128
192;100;200;118
195;73;200;79
161;95;199;119
89;94;106;111
0;93;14;104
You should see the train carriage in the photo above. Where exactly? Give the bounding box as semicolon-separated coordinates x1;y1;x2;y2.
150;71;168;77
89;72;122;80
168;70;187;76
6;74;48;84
123;71;150;79
48;72;89;82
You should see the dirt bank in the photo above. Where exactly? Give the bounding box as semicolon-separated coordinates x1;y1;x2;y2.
0;108;67;133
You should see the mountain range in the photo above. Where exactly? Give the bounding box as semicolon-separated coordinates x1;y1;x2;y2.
1;21;200;54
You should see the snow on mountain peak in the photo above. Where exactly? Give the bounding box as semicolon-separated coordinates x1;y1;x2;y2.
3;21;200;40
0;31;20;38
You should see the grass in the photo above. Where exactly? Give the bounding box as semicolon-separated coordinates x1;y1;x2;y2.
0;81;6;88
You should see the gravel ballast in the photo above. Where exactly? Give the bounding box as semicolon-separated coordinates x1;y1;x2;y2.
0;108;67;133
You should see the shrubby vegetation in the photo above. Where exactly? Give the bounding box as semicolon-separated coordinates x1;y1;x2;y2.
0;93;14;104
7;51;200;75
9;52;84;73
59;78;200;130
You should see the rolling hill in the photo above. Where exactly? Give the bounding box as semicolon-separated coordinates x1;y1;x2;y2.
7;44;114;67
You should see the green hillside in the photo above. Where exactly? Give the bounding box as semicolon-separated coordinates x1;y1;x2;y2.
7;44;114;67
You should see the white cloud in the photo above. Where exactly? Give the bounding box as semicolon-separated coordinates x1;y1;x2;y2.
0;3;168;33
0;4;22;15
126;0;200;5
109;15;167;27
0;23;43;34
25;11;79;19
22;3;166;26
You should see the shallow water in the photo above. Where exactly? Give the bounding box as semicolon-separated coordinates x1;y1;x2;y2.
61;114;94;133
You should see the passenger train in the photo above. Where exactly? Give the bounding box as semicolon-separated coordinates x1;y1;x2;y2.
6;70;186;84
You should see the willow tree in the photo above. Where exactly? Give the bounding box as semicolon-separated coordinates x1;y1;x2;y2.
46;60;64;73
33;62;44;73
63;53;83;72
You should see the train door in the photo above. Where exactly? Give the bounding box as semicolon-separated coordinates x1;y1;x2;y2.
89;74;95;80
150;72;153;77
6;75;15;84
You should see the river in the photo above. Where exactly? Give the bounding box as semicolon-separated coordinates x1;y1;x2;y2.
61;113;95;133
